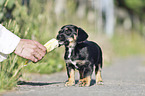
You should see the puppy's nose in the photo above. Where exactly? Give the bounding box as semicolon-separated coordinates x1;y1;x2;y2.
57;34;65;41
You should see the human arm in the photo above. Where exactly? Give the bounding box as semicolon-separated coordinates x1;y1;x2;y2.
0;24;20;62
0;24;46;62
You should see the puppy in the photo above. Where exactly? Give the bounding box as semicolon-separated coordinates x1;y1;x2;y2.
56;25;103;87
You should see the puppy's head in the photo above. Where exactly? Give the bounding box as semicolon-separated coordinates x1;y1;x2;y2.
56;25;88;47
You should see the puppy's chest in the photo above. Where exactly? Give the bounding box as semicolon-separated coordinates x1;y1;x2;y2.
65;47;83;60
64;48;87;68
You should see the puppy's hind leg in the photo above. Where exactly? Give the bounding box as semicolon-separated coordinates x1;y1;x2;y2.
79;66;93;87
65;64;75;86
95;64;103;85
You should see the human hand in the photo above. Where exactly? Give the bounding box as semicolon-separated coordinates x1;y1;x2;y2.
14;39;46;62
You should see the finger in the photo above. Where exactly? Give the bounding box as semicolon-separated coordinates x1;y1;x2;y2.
20;52;38;62
37;47;46;56
32;46;46;59
33;41;47;51
29;56;38;62
20;47;38;62
33;51;43;61
24;43;45;61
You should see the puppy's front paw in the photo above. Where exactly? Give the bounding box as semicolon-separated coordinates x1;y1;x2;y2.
97;81;104;85
79;81;86;87
79;79;90;87
65;80;75;86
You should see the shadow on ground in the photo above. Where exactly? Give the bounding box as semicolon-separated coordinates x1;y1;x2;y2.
17;81;64;86
17;79;96;86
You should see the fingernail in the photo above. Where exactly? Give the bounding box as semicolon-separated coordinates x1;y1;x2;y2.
34;59;38;62
39;57;42;60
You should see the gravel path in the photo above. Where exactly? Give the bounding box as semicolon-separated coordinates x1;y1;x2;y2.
2;56;145;96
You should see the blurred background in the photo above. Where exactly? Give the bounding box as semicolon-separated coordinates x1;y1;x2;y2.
0;0;145;90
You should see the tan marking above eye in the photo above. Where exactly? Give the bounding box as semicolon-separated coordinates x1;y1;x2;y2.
68;38;74;42
65;28;68;30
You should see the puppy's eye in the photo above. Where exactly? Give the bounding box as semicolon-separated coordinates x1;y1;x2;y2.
65;30;71;35
59;31;63;34
57;34;65;41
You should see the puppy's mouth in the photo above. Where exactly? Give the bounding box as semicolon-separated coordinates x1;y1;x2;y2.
58;38;75;47
57;34;76;47
58;40;69;47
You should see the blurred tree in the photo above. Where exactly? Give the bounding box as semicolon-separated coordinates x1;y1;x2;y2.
101;0;114;38
93;0;114;38
55;0;66;19
22;0;30;6
76;0;87;19
0;0;15;22
115;0;145;36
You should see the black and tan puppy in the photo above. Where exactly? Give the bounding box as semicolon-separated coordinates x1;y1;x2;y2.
56;25;103;87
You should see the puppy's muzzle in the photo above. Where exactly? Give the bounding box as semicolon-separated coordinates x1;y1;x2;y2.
57;34;65;41
57;34;70;46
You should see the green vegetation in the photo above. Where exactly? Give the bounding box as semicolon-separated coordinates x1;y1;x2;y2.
111;32;145;57
0;54;22;90
0;21;24;90
0;0;145;92
125;0;145;15
0;0;65;91
0;0;93;91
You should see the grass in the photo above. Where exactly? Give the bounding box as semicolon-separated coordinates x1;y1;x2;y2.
24;47;65;74
0;20;25;91
111;31;145;57
0;54;23;90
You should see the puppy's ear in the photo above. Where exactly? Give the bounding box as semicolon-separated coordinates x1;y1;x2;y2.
76;27;88;43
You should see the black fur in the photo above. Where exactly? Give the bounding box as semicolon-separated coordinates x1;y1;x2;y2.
56;24;103;86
